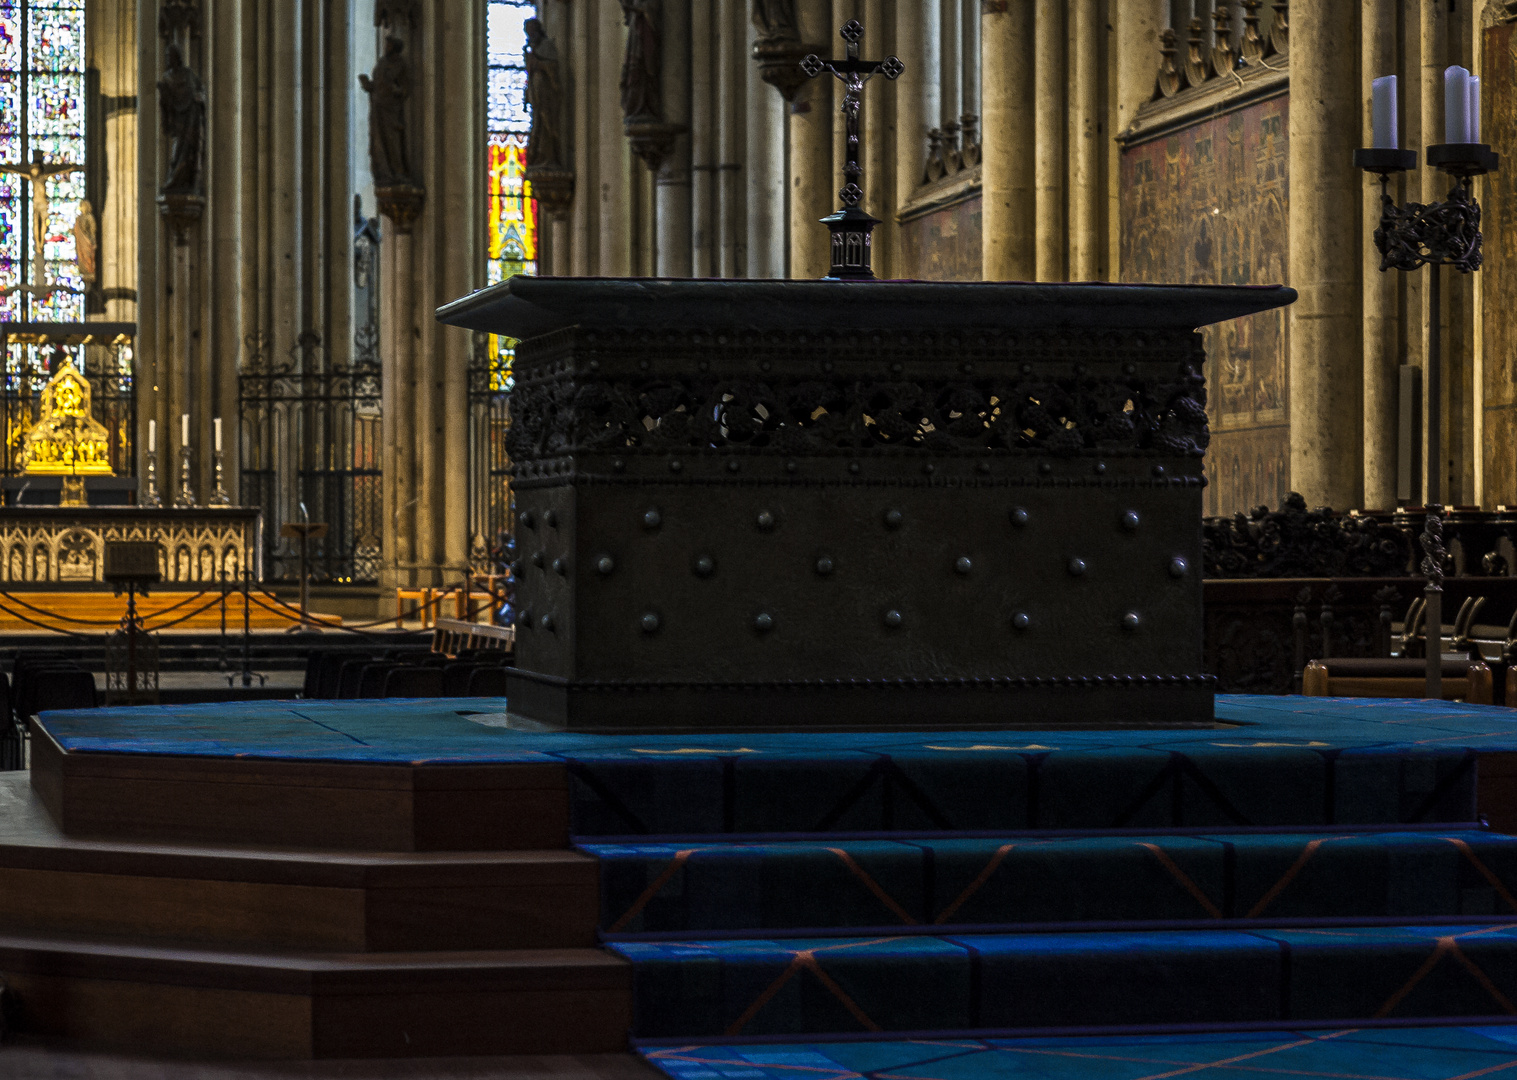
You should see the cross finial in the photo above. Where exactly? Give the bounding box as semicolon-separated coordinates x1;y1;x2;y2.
800;21;903;280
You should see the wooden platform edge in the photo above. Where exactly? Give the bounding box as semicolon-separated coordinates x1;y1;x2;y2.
29;720;572;852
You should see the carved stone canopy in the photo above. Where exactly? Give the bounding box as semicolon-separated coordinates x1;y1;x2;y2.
155;191;205;246
525;165;575;222
375;183;426;234
752;35;813;101
623;118;686;173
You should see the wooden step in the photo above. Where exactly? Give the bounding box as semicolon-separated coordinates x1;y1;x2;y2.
0;931;631;1059
0;775;598;952
31;723;572;851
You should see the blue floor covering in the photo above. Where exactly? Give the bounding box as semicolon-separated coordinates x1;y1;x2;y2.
35;695;1517;766
640;1027;1517;1080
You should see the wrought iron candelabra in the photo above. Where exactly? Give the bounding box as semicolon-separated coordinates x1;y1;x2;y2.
1354;138;1498;699
141;449;163;507
173;444;197;508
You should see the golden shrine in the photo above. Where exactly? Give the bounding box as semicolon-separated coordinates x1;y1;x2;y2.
17;358;113;476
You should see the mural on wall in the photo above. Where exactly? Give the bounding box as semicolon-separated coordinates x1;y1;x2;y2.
898;193;982;281
1120;96;1290;518
1483;20;1517;508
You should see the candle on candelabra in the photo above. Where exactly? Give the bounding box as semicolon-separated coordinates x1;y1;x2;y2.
1471;76;1482;142
214;417;222;452
181;413;189;446
147;418;155;453
1446;66;1472;143
1372;76;1398;149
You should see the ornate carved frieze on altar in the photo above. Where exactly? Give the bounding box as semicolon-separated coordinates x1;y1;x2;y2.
0;507;260;585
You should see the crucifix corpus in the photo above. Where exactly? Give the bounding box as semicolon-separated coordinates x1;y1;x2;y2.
0;150;85;301
801;20;903;280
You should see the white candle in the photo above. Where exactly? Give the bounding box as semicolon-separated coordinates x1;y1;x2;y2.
181;413;189;446
1371;76;1398;149
1446;65;1472;143
1470;76;1482;142
147;418;155;453
214;416;222;452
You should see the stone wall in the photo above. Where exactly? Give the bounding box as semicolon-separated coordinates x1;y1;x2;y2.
1484;19;1517;508
1120;94;1291;518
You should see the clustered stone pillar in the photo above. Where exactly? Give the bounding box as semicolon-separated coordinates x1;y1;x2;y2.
745;12;786;279
981;0;1035;280
1361;0;1398;509
1287;0;1364;511
1068;0;1102;281
789;0;833;279
863;0;893;279
1033;0;1065;281
657;0;693;277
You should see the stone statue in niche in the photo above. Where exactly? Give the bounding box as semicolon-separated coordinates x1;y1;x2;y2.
72;199;96;284
359;36;413;185
619;0;661;122
524;19;564;169
751;0;798;41
157;44;205;194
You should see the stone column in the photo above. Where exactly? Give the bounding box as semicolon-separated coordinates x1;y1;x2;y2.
894;0;940;232
658;0;693;277
571;3;595;275
961;0;979;123
1068;0;1101;281
719;0;746;277
789;0;832;279
1362;0;1398;508
691;0;715;276
599;2;631;276
982;0;1035;280
1288;0;1363;510
97;0;137;325
745;12;787;279
863;0;893;278
940;0;961;129
1033;0;1065;281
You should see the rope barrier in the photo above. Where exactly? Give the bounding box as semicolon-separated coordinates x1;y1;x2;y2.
140;594;230;631
0;598;99;638
0;589;213;627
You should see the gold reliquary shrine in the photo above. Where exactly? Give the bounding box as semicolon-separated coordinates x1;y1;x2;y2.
17;358;113;476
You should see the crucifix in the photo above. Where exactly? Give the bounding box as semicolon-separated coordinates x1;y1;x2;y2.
0;150;86;303
801;20;903;280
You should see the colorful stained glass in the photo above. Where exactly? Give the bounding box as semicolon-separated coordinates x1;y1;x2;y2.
0;9;16;73
486;0;536;379
27;8;81;71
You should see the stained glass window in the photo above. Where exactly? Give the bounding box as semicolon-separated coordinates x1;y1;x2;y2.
0;0;86;324
486;0;535;387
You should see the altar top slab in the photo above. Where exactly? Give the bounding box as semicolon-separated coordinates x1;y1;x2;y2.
436;277;1297;341
33;694;1517;767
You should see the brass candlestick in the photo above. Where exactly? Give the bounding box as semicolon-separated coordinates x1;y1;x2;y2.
142;450;163;507
173;445;197;508
208;448;232;506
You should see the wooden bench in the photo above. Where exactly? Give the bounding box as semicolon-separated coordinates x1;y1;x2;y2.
1303;657;1494;704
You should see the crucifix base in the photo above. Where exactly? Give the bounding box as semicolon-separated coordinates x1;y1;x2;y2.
822;206;880;280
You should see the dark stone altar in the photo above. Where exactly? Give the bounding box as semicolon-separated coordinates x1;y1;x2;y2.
438;277;1295;731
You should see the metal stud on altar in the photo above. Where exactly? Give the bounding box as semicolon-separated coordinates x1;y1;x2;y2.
800;20;902;280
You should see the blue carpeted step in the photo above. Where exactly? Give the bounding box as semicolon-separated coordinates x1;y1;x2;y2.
610;923;1517;1038
567;744;1479;837
589;830;1517;934
637;1027;1517;1080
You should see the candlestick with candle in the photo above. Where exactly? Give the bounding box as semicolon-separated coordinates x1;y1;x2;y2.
174;413;196;508
1372;76;1398;150
208;416;231;506
1356;71;1498;703
142;418;162;507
